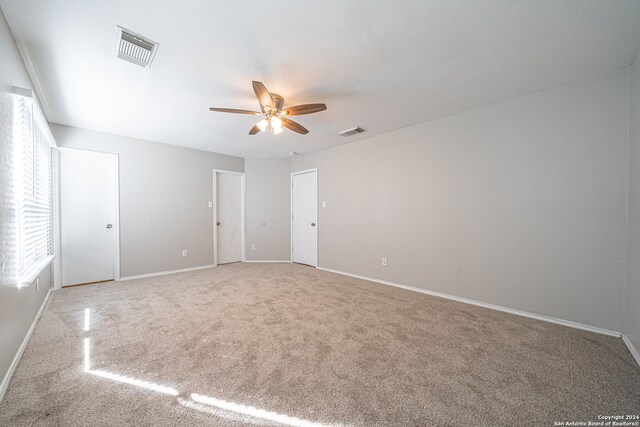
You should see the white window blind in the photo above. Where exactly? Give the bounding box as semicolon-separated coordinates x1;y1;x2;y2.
14;94;54;284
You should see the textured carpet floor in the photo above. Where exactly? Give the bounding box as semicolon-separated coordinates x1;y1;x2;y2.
0;263;638;426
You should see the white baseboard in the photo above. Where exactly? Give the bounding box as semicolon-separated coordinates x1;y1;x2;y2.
622;335;640;367
119;265;215;281
0;288;52;402
317;267;622;338
244;260;292;263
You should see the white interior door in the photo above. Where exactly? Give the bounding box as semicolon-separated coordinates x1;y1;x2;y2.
60;149;118;286
216;172;243;265
292;170;317;266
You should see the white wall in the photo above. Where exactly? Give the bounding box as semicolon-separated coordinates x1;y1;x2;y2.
50;124;244;277
245;158;291;261
0;7;52;397
292;67;630;333
625;56;640;356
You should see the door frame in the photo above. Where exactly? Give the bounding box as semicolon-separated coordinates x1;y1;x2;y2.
290;168;318;267
55;147;121;287
212;169;246;267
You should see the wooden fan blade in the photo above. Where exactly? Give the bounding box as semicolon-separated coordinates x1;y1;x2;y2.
281;117;309;135
210;108;260;115
252;81;273;113
249;124;261;135
283;103;327;116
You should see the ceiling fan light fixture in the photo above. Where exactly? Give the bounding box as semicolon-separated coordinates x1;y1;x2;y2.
256;118;269;132
273;127;284;135
271;116;283;130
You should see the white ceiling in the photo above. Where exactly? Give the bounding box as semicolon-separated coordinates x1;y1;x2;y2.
2;0;640;158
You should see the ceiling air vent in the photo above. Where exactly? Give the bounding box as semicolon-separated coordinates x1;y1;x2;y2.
117;27;158;67
339;126;365;137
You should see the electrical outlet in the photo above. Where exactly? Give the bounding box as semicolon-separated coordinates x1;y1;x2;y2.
182;250;188;257
251;244;256;251
381;258;387;266
322;201;326;208
36;278;39;291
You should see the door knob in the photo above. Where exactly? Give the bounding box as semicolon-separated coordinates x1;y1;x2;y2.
311;222;316;227
217;222;221;226
106;224;113;229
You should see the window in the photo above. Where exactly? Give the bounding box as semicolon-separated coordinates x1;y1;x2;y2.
13;93;55;284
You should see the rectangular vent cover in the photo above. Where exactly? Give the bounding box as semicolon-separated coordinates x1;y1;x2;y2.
339;126;365;137
117;27;158;67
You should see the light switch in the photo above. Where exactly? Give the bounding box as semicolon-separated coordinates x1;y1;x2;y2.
208;201;213;208
322;201;326;208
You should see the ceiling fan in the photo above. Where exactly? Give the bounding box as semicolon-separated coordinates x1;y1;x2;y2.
210;81;327;135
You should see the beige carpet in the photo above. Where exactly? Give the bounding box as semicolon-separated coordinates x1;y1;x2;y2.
0;263;638;426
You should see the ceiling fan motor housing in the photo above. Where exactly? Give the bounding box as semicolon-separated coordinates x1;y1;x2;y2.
270;94;284;112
